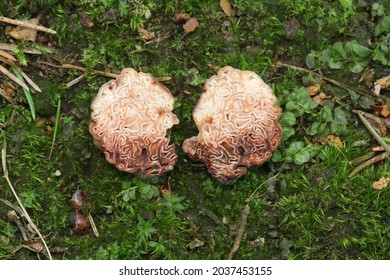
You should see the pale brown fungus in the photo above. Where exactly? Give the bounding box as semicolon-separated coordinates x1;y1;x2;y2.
89;68;179;178
182;66;282;185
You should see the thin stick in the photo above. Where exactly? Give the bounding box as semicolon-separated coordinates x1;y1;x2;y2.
61;63;171;81
0;65;29;90
66;75;85;88
349;152;389;177
48;97;61;159
0;49;17;61
349;151;376;164
1;134;52;259
228;204;250;260
14;66;42;92
62;64;118;79
7;210;29;241
275;61;387;101
0;16;56;34
0;43;42;55
87;212;100;238
0;87;15;103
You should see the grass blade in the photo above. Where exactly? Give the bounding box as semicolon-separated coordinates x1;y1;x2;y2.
11;66;36;120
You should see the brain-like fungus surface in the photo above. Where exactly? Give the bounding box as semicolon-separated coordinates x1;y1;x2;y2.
182;66;282;185
89;68;179;178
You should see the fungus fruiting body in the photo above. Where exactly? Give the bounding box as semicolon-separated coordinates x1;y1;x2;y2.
183;66;282;185
89;68;179;178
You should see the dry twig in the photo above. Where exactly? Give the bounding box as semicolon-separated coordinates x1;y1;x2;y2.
0;43;42;55
87;212;100;238
349;152;389;178
0;16;56;34
228;204;250;260
0;65;29;90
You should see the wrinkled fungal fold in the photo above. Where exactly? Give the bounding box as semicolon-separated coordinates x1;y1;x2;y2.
89;68;179;178
182;66;282;185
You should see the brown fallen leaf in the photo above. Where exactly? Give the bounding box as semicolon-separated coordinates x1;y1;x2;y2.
26;241;44;253
308;83;321;96
312;92;331;106
183;17;199;34
220;0;233;17
77;11;94;28
175;13;190;23
8;17;40;42
373;74;390;96
352;109;388;136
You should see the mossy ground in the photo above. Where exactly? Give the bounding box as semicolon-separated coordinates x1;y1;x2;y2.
0;0;389;260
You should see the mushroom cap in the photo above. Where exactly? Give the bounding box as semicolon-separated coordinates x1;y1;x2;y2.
182;66;282;185
89;68;179;178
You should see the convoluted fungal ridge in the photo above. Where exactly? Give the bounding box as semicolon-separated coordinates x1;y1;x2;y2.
89;68;179;178
183;66;282;185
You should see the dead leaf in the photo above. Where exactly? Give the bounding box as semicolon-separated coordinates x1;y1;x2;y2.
373;74;390;95
183;17;199;34
312;92;331;106
77;11;94;28
0;49;16;62
186;238;205;249
307;83;321;96
220;0;233;17
8;17;39;42
372;175;390;190
27;241;44;253
353;110;388;136
137;24;155;42
359;68;375;87
175;13;190;23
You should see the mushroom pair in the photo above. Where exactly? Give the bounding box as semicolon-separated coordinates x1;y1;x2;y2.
89;66;282;185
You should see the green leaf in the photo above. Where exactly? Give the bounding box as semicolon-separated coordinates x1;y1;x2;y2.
282;126;295;140
333;107;347;125
331;42;347;59
294;150;310;165
328;58;343;69
307;121;320;136
271;150;283;162
346;40;372;58
279;112;296;127
347;60;369;73
375;15;390;37
305;52;316;69
320;106;333;123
